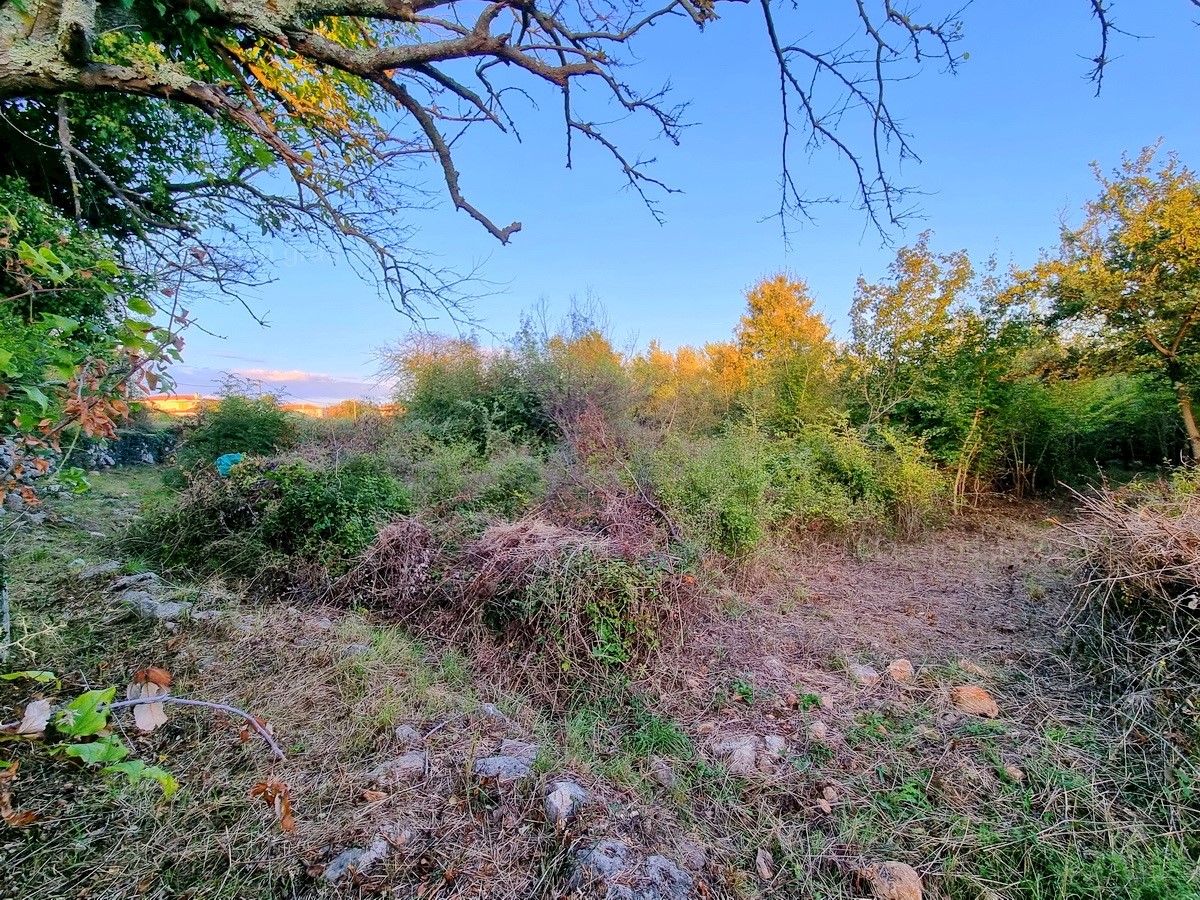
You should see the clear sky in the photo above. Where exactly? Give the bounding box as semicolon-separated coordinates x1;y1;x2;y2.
172;1;1200;404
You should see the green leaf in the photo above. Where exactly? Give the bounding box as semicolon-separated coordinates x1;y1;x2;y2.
0;348;12;374
127;297;155;317
65;736;129;765
102;760;179;799
18;385;50;411
56;687;115;737
0;670;58;687
41;313;79;334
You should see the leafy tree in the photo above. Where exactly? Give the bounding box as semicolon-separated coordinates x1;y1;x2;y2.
848;231;973;426
735;273;838;429
1036;147;1200;460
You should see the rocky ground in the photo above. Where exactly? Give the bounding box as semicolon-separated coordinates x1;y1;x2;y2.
4;473;1190;899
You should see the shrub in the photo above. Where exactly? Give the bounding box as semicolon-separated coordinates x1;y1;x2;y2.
128;455;411;584
648;428;774;555
451;519;684;694
411;440;547;524
174;393;295;473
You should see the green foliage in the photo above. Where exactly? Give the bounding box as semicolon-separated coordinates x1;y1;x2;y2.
649;428;774;555
174;392;296;473
480;548;668;678
130;456;411;579
411;440;548;524
391;335;553;450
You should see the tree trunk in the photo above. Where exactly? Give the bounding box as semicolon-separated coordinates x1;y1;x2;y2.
1174;380;1200;463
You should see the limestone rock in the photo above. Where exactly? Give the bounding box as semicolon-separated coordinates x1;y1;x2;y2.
807;720;831;743
122;591;191;621
950;685;999;718
544;779;588;827
368;750;427;786
499;739;539;763
860;861;922;900
648;756;677;789
848;664;881;686
710;734;759;776
887;659;916;683
643;855;693;900
394;724;423;748
472;755;532;784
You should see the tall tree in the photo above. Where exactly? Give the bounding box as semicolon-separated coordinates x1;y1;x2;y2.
735;273;836;429
1037;147;1200;460
849;231;973;426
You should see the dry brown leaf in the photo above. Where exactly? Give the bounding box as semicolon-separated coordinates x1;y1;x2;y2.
755;847;774;880
2;699;52;737
950;685;999;718
0;761;38;827
361;790;388;802
860;861;923;900
126;677;169;733
250;777;296;831
133;666;173;688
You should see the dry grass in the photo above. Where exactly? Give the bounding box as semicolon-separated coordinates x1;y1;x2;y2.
1059;485;1200;770
331;517;442;615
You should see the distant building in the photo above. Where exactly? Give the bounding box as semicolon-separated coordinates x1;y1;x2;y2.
279;401;326;419
140;394;212;417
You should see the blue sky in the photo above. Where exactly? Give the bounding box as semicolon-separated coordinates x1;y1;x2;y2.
173;1;1200;403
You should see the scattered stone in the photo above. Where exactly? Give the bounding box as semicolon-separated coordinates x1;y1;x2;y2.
887;659;916;683
764;735;787;757
710;734;759;776
643;855;693;900
393;724;423;748
4;490;24;512
87;531;107;539
108;572;161;593
807;720;831;743
122;591;191;621
697;721;718;736
572;840;630;886
755;847;775;880
311;615;334;631
822;784;838;802
323;848;365;883
860;861;923;900
191;610;223;623
648;756;677;789
323;828;410;883
78;560;121;580
499;739;539;763
368;751;427;786
950;685;1000;718
26;512;47;526
68;558;86;569
762;656;787;679
472;755;532;784
1003;765;1025;783
544;779;588;827
816;798;833;814
341;643;372;660
477;702;508;724
848;664;881;686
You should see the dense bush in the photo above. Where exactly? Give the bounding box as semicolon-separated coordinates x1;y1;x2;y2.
649;423;947;554
173;393;296;474
128;455;411;581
